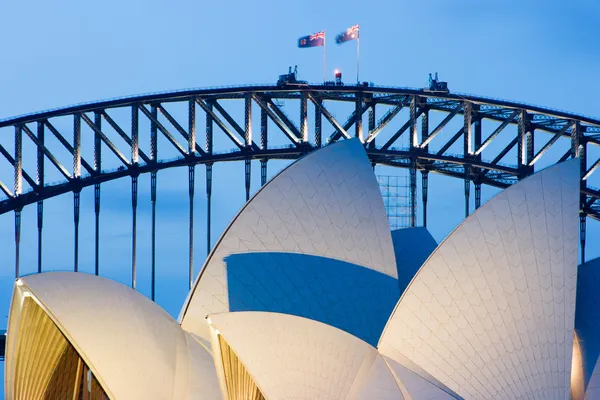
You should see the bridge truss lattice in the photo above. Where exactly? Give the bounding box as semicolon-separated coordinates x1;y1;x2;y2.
0;84;598;298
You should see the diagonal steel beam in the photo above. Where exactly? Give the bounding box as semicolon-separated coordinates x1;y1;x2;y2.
156;104;207;156
381;120;411;151
0;179;12;198
307;94;350;141
210;101;245;138
492;136;519;165
0;143;38;190
196;98;245;149
586;196;598;207
101;111;151;164
558;148;572;163
381;109;425;151
265;98;302;140
436;127;465;156
21;124;72;180
253;95;300;145
420;103;463;148
44;120;95;175
327;102;370;143
480;136;520;179
474;110;519;156
138;105;188;157
210;100;260;150
80;113;131;167
528;122;571;166
365;98;410;144
584;157;600;181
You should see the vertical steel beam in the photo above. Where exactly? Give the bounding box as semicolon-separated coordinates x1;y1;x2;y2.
188;166;195;290
571;121;580;158
368;104;376;168
131;176;138;289
94;112;102;276
151;105;158;161
580;213;587;263
206;101;214;256
260;161;267;186
73;114;81;273
131;105;139;164
74;190;80;272
526;129;535;166
517;110;527;177
260;106;268;186
410;160;417;227
245;95;252;201
150;104;158;299
131;105;139;289
368;104;376;149
94;183;100;275
420;108;429;224
409;96;418;226
464;174;470;218
206;164;213;255
15;126;22;196
421;109;429;149
245;95;253;148
421;171;429;228
576;123;586;262
14;125;22;277
73;114;81;178
355;93;363;141
463;102;472;218
150;172;157;300
474;109;482;210
409;96;418;149
315;97;322;147
188;98;196;289
37;121;45;273
463;102;472;155
14;210;21;278
300;92;308;143
189;99;196;155
245;160;251;202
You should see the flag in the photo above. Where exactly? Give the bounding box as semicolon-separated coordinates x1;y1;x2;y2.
298;31;325;48
335;25;359;44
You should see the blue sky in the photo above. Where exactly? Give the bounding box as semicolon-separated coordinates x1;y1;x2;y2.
1;0;599;395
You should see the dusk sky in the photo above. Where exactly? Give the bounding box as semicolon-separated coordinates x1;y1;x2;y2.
1;0;599;394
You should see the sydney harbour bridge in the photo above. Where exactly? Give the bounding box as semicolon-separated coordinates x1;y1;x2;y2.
0;79;598;320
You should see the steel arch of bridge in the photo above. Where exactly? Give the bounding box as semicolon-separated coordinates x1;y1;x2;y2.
1;83;599;297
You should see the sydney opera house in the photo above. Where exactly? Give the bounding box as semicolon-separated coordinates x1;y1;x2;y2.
4;139;598;399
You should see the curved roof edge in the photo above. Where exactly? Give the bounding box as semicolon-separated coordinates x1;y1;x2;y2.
6;272;220;400
180;138;397;344
207;311;403;400
572;256;600;400
379;159;580;399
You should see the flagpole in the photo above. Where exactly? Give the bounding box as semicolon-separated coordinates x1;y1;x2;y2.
323;33;327;83
356;35;360;83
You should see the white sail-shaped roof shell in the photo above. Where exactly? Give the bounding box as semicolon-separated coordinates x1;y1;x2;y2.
379;160;580;399
181;139;398;345
571;257;600;400
4;272;221;400
382;355;461;400
208;311;403;400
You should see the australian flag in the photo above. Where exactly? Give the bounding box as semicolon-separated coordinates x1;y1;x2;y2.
298;31;325;48
335;24;359;44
